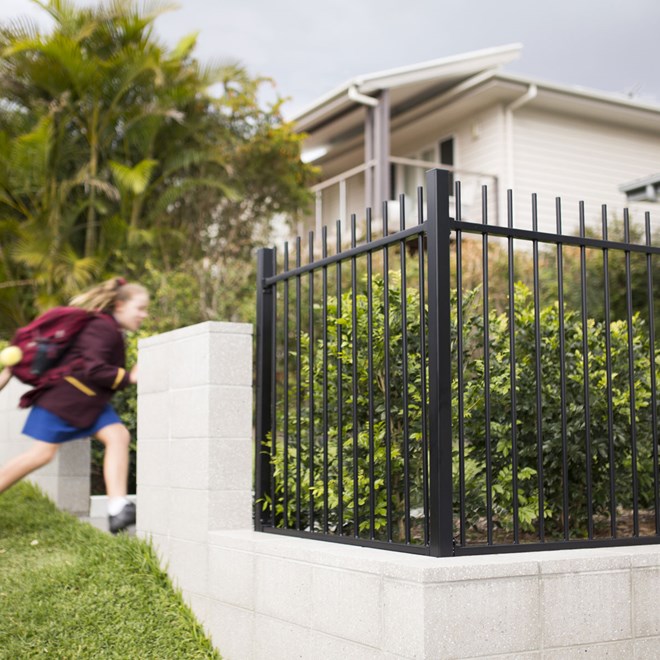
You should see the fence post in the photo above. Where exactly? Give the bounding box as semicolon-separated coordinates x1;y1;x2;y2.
426;168;454;557
255;247;276;531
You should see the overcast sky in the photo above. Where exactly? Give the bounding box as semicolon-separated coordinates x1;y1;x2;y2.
1;0;659;118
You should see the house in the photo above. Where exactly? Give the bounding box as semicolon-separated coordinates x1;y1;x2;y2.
292;44;660;240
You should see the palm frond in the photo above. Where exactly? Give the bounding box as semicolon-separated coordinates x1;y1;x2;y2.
149;177;238;218
0;217;22;237
127;226;156;248
159;147;226;178
11;116;53;186
100;213;130;250
57;247;101;289
133;0;180;24
197;59;247;88
102;0;179;23
13;236;56;269
1;34;43;58
32;0;79;24
85;177;121;202
166;31;198;62
0;16;45;44
109;158;158;195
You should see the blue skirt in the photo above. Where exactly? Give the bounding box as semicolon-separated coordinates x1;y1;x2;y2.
22;404;122;444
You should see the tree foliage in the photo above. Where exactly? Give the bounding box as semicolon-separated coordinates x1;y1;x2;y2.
0;0;314;334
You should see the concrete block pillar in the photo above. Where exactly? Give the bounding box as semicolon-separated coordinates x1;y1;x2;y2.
0;376;90;515
136;321;253;603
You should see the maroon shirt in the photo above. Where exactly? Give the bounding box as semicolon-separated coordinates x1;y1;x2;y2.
21;313;132;428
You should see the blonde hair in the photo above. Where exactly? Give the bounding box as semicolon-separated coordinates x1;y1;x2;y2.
69;278;148;312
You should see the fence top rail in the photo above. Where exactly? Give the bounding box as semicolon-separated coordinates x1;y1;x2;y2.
263;212;660;288
263;222;426;287
452;219;660;254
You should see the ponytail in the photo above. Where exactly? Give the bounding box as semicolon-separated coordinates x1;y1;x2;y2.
69;277;147;312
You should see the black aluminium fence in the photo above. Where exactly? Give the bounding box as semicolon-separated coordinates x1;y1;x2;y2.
254;168;660;557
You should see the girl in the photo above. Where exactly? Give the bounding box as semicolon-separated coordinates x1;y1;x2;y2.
0;278;149;534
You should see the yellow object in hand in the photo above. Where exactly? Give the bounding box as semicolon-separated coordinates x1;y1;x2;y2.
0;345;23;367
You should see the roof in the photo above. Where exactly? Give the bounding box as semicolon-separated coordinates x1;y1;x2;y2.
292;44;660;140
291;44;523;132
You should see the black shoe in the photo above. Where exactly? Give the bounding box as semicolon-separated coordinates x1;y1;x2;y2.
108;502;136;535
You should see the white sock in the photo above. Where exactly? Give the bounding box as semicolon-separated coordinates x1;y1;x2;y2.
108;497;130;516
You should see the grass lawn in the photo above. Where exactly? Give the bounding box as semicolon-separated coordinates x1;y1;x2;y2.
0;482;220;659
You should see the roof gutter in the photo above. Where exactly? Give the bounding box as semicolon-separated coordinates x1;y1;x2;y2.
348;84;379;107
506;82;538;113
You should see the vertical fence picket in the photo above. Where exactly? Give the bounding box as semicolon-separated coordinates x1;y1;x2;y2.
399;195;412;544
556;198;569;540
350;215;359;537
602;206;617;536
295;237;302;530
624;210;640;535
283;243;290;528
532;194;545;542
482;185;493;545
417;185;430;547
455;181;466;547
646;213;660;536
336;221;344;534
366;208;376;540
382;201;393;543
322;227;329;534
579;203;594;538
308;232;315;532
507;189;519;544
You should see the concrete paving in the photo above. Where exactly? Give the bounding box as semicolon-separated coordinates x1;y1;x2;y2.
79;515;110;533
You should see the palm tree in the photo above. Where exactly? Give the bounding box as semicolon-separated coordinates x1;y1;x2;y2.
0;0;233;307
0;0;314;333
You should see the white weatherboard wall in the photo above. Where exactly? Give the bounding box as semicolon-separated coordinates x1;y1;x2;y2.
0;376;90;515
137;321;660;659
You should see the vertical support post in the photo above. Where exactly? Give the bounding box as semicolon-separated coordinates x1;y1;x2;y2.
365;106;375;212
339;179;347;224
315;191;323;238
426;168;454;557
374;90;391;208
255;247;276;531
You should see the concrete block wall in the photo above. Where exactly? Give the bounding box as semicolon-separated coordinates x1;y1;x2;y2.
203;532;660;659
136;321;660;659
0;376;90;514
136;321;253;612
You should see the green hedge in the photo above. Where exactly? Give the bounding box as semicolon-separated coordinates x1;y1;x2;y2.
460;282;656;539
264;276;658;543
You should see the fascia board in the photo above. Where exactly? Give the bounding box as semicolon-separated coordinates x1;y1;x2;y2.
357;44;522;93
497;72;660;116
292;88;355;132
291;44;523;130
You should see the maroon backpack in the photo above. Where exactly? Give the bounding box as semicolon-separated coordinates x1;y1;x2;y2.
9;307;96;386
